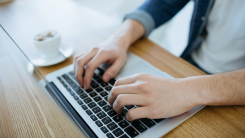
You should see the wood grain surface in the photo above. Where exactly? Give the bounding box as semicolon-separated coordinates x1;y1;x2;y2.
0;0;244;137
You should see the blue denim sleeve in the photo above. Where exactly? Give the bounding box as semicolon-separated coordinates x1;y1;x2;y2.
125;0;189;36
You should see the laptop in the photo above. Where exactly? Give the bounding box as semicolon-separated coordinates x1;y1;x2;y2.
44;52;204;138
3;25;204;138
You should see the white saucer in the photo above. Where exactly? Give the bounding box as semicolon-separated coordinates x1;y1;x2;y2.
30;43;73;67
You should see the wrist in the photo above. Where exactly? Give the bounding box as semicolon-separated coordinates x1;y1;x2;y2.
180;75;213;107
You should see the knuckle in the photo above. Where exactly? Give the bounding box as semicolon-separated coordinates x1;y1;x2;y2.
86;63;94;70
139;73;149;79
77;59;84;67
111;87;119;97
148;107;158;119
99;49;107;55
114;80;122;86
116;95;124;106
92;47;99;52
137;82;149;90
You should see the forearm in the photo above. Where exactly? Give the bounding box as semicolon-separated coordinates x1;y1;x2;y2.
185;69;245;106
108;19;145;50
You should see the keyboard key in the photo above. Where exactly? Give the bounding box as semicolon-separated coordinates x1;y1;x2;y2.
107;110;117;117
95;120;103;127
112;128;124;137
125;105;134;110
93;73;100;78
103;105;112;112
84;98;92;104
77;100;83;105
113;115;123;122
107;122;117;131
76;90;83;95
86;110;92;116
119;134;129;138
101;126;109;133
69;91;75;96
66;79;73;83
153;118;165;123
124;126;139;138
118;120;129;129
121;109;128;117
105;86;112;91
63;83;68;87
104;96;108;101
60;79;64;83
93;96;102;102
68;71;74;75
81;105;88;110
96;111;106;119
131;120;147;133
91;80;96;85
85;88;93;93
90;115;97;121
66;87;71;92
98;100;107;107
98;70;104;77
102;117;112;125
95;87;103;92
140;118;156;128
96;78;104;83
80;93;88;99
109;78;116;85
62;74;69;79
70;83;78;88
91;83;99;88
89;92;98;97
100;91;108;97
88;102;97;108
72;86;80;91
106;133;115;138
73;95;79;100
92;106;101;114
100;82;108;87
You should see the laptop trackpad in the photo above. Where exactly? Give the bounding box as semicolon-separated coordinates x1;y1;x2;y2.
116;59;173;79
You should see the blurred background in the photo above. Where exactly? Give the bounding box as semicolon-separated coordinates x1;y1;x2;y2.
74;0;194;56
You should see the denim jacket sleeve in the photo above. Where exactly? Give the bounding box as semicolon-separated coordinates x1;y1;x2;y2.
125;0;189;36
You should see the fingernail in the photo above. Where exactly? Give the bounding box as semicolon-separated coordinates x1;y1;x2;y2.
104;74;111;82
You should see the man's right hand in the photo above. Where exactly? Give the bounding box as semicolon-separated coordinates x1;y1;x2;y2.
74;39;127;89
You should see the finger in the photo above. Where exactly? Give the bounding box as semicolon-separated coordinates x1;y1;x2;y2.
108;84;138;106
115;74;140;86
73;53;84;74
103;58;124;82
75;51;98;86
126;107;149;121
83;52;110;89
112;94;145;114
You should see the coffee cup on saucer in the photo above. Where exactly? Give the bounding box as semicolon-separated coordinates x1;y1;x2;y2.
34;30;61;59
30;30;73;67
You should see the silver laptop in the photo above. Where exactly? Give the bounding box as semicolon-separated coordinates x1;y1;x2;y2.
45;52;204;138
3;25;204;138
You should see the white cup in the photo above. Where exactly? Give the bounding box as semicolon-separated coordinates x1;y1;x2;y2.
34;30;61;59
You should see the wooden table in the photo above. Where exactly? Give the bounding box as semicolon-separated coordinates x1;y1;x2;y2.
0;0;244;137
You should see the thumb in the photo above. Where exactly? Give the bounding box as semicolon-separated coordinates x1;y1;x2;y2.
103;59;124;82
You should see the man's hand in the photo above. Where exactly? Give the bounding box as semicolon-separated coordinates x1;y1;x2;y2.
108;73;200;121
73;19;145;90
74;40;127;89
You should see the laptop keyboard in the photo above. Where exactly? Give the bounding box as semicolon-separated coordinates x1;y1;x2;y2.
57;67;166;138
